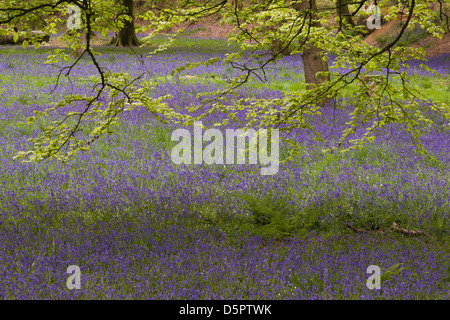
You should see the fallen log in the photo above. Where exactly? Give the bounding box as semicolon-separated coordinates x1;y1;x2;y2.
344;222;427;237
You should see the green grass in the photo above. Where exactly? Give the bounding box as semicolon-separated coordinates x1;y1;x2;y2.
409;74;450;104
140;34;242;54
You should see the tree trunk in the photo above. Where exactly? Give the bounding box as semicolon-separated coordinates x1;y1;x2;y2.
109;0;141;47
268;14;292;56
294;0;330;88
271;34;292;56
337;0;355;29
300;44;330;87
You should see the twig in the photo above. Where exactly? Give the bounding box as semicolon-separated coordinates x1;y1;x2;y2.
344;223;366;233
390;222;428;236
344;222;428;237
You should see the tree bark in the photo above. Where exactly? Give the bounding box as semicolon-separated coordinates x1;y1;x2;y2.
270;32;293;56
109;0;141;47
337;0;355;29
294;0;330;88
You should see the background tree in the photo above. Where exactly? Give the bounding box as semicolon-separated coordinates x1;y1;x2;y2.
336;0;355;29
293;0;330;88
109;0;141;46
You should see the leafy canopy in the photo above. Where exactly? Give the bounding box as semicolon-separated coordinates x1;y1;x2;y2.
0;0;449;162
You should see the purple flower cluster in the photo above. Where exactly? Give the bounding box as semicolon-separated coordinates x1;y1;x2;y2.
0;47;449;299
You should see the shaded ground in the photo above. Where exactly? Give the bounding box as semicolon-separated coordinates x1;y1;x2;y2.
172;12;449;59
415;32;450;58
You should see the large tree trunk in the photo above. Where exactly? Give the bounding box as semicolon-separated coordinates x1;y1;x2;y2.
109;0;141;47
300;44;330;87
294;0;330;88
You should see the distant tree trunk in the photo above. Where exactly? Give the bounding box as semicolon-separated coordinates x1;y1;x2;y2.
109;0;141;47
300;43;330;87
0;29;49;45
294;0;330;88
0;27;50;45
337;0;355;29
268;2;291;56
271;38;292;56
